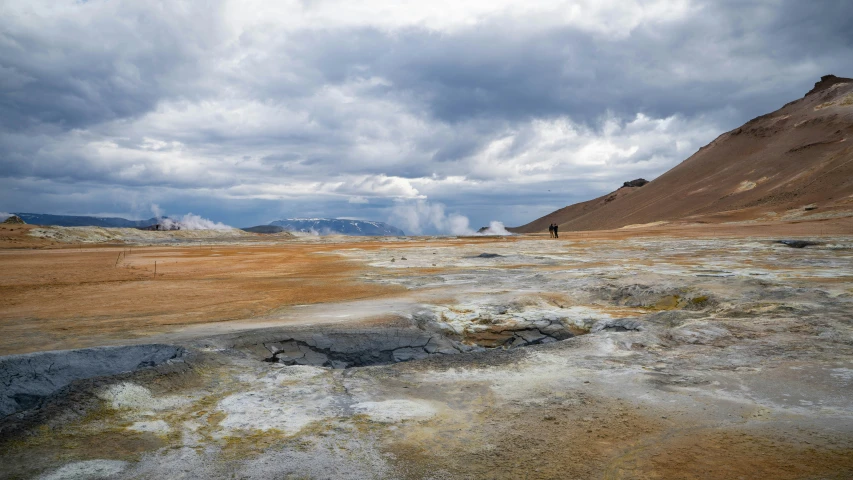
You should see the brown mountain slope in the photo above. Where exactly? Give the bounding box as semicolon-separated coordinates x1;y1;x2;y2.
510;184;644;234
513;75;853;233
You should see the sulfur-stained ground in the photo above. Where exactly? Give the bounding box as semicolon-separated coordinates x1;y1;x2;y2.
1;219;852;479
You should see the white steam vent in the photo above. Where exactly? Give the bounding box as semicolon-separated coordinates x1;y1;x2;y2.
159;213;232;231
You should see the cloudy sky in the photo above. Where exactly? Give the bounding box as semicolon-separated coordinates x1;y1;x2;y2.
1;0;851;232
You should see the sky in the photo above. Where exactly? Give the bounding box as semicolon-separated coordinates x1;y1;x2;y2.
1;0;852;233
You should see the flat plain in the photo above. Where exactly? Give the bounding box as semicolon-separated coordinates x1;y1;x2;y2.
1;218;852;479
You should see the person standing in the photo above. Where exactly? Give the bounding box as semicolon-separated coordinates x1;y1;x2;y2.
548;223;554;238
553;223;559;238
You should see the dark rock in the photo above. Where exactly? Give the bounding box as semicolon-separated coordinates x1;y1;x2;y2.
260;329;451;368
241;225;286;234
392;347;430;362
0;344;185;417
590;318;644;333
622;178;649;188
238;313;582;369
805;74;853;97
777;240;820;248
476;253;503;258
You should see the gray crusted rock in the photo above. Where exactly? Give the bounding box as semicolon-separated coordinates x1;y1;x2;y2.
668;323;730;345
777;240;820;249
540;322;568;336
516;330;548;343
274;341;306;359
590;319;644;333
392;347;430;362
298;346;329;365
0;345;184;417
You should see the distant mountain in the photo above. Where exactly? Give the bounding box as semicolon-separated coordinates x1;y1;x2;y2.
241;225;287;234
513;74;853;233
12;213;160;228
269;218;405;236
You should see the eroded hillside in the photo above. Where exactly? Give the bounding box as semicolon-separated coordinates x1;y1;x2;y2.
515;75;853;233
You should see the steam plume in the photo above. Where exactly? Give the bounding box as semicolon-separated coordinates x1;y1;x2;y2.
389;201;512;236
159;213;233;231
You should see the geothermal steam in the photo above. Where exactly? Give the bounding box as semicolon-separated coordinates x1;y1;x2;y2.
159;213;233;231
389;201;512;236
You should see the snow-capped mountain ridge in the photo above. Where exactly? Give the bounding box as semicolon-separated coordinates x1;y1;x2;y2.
269;218;405;236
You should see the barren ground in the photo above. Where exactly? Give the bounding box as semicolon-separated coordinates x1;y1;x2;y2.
1;219;852;479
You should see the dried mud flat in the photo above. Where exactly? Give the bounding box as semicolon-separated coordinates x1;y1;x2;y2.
1;221;852;479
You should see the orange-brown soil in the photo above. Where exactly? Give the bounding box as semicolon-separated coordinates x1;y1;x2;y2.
2;218;851;355
0;224;53;249
0;228;514;355
0;242;404;355
2;221;852;479
609;428;853;480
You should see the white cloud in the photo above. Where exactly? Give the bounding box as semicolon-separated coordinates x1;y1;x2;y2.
224;0;695;36
2;0;848;230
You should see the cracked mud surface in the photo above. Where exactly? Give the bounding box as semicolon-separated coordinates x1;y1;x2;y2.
1;224;852;479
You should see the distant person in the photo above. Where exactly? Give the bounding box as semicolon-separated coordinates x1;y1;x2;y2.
548;223;554;238
553;223;558;238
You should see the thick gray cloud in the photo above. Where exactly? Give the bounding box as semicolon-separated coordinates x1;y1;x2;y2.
1;0;851;231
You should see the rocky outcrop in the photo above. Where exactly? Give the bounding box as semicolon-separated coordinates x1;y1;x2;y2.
590;318;645;333
622;178;649;188
0;344;184;417
1;215;25;224
805;74;853;97
240;303;599;368
412;305;586;349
